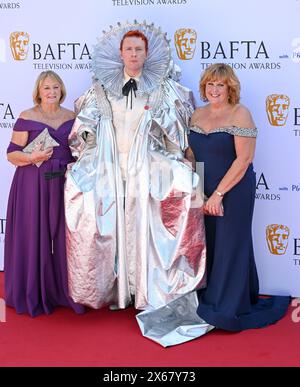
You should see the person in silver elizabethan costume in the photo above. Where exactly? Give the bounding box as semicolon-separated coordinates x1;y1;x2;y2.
64;21;213;346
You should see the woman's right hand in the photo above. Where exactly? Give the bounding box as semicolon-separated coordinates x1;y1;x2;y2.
30;146;53;164
203;193;224;216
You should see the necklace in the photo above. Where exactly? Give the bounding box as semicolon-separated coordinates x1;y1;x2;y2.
38;104;62;121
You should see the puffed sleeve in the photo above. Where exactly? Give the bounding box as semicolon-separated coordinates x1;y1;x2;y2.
68;87;100;160
151;78;195;156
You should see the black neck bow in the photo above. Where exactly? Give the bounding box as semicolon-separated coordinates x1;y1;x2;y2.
122;78;137;109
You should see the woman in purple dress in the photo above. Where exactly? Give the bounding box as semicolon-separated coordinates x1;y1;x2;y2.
5;70;85;317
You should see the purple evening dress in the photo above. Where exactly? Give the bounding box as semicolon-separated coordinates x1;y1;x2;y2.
4;118;85;317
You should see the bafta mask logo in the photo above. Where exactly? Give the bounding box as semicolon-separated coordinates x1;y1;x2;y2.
174;28;197;60
10;31;30;60
266;94;290;126
266;224;290;255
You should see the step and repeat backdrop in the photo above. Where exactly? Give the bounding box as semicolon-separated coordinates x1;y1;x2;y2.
0;0;299;295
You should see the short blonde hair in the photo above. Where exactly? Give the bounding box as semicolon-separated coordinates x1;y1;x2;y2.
199;63;240;105
32;70;66;105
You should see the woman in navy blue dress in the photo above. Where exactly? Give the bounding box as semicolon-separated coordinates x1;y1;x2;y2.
188;63;289;331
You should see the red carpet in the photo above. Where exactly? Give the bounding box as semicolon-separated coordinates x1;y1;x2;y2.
0;272;299;367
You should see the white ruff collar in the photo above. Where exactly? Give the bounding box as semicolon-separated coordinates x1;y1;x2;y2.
91;20;179;98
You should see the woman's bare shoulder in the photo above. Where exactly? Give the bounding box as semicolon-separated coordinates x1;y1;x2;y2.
233;104;256;129
19;107;37;120
61;107;75;120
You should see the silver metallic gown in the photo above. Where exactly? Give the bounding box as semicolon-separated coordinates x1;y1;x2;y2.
64;77;207;311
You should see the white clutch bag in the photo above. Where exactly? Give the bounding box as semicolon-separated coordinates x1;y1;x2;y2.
23;127;59;167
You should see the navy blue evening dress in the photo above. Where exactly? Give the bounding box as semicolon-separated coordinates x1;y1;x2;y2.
189;125;289;331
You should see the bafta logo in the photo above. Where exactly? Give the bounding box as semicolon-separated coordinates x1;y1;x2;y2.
174;28;197;60
10;31;30;60
266;94;290;126
266;224;290;255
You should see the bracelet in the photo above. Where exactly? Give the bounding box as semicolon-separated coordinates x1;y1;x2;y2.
28;153;33;164
215;190;224;197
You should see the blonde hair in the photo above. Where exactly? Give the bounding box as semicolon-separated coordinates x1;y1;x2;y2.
32;70;66;105
199;63;240;105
